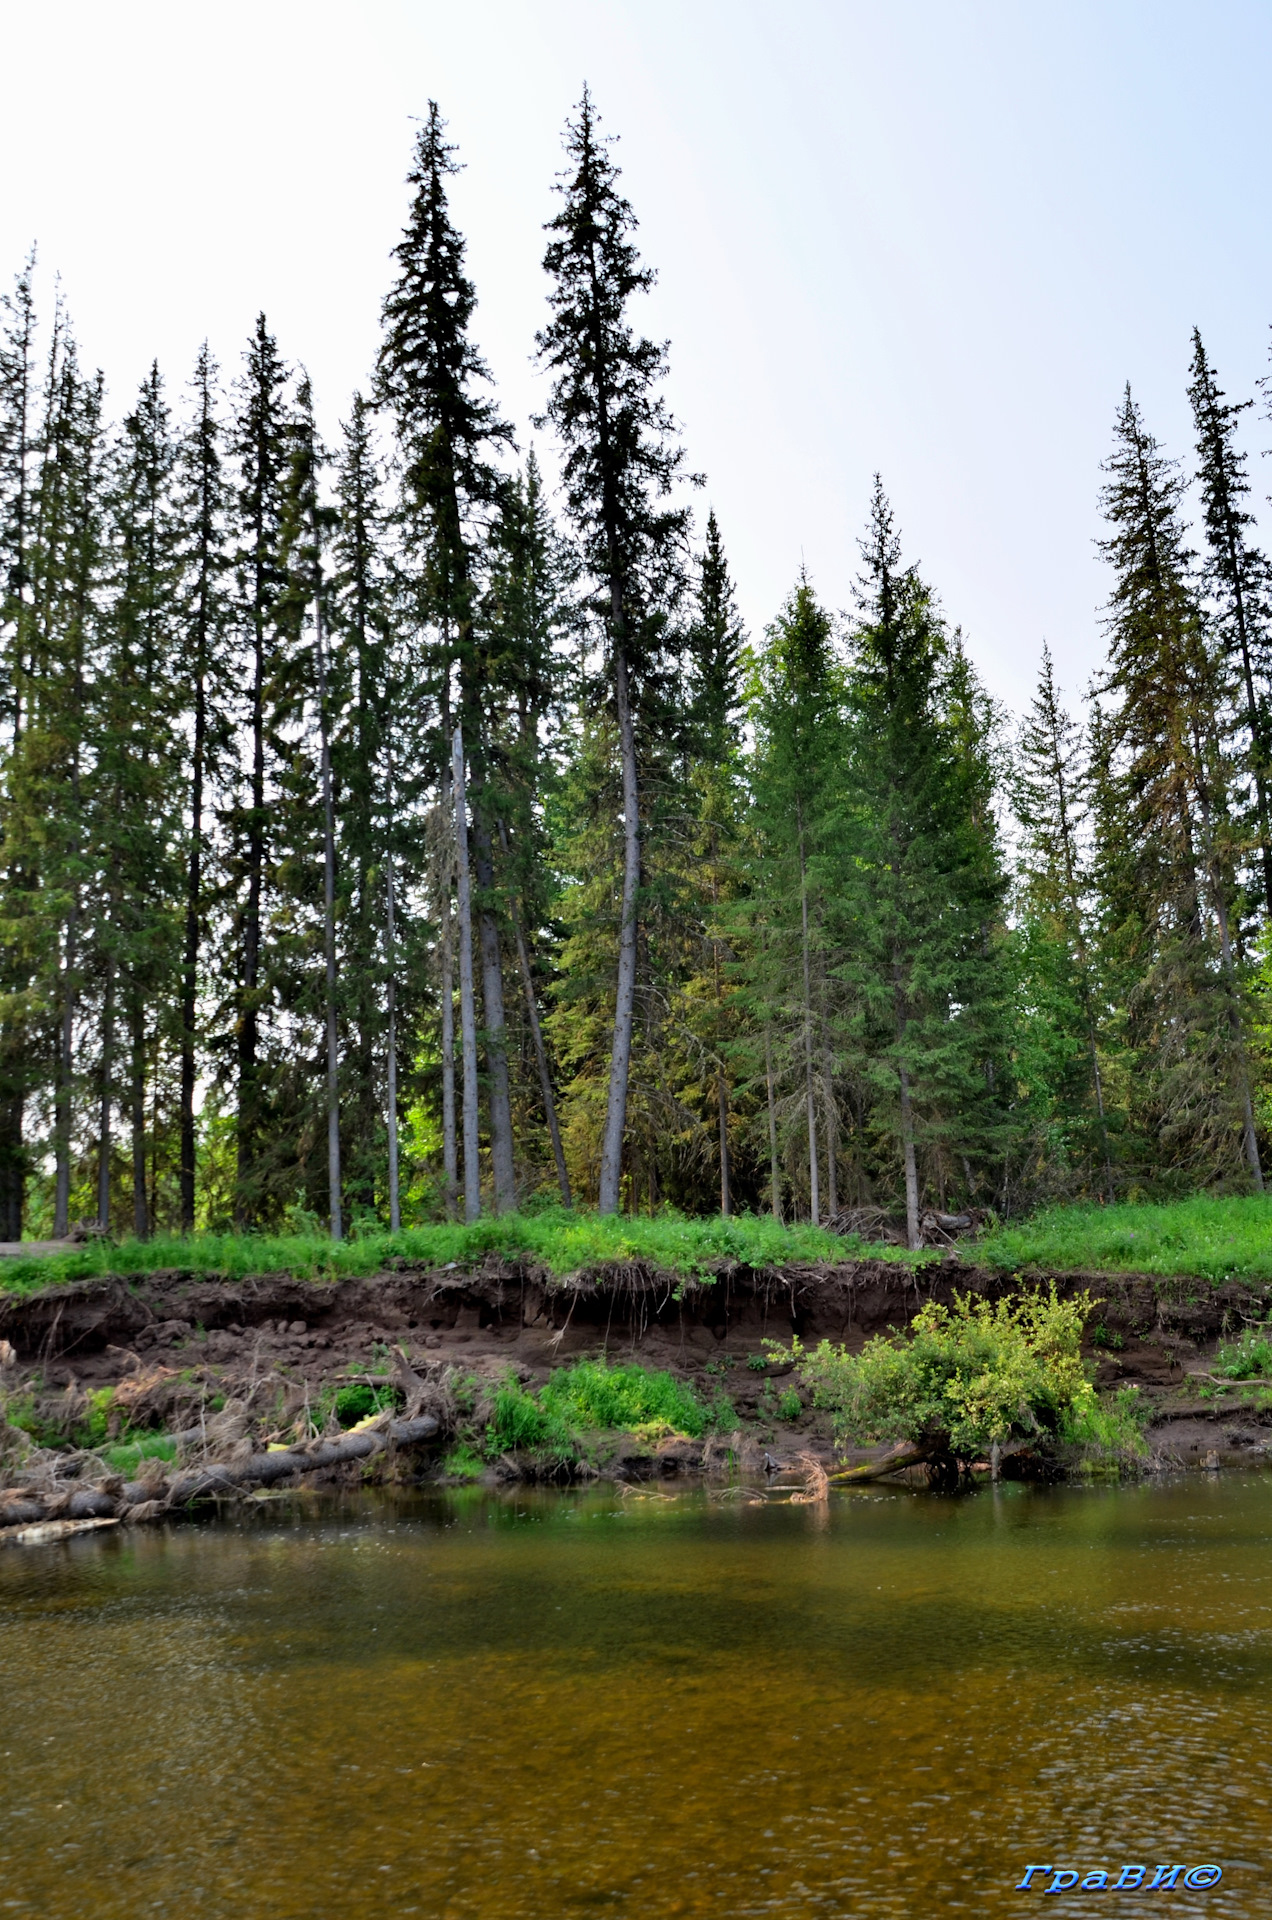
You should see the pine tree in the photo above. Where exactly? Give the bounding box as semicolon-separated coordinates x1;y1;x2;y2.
174;344;228;1230
1189;329;1272;916
537;87;694;1214
376;102;517;1218
228;315;289;1224
1012;643;1113;1195
840;481;1010;1247
1097;387;1261;1186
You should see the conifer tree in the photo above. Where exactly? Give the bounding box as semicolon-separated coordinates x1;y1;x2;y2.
376;102;517;1216
228;315;289;1224
174;345;228;1230
1097;387;1261;1185
1189;329;1272;916
537;87;693;1214
841;481;1009;1246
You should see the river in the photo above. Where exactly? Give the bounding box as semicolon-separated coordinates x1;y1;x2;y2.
2;1474;1270;1917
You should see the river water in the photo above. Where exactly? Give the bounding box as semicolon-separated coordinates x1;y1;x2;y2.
2;1475;1271;1918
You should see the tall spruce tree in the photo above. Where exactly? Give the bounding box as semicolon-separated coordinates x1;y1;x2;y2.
1189;329;1272;917
1097;386;1262;1186
537;87;693;1214
228;315;289;1224
840;481;1010;1247
376;102;517;1218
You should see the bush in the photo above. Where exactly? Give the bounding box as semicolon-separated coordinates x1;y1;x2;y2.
539;1358;713;1437
785;1285;1097;1464
1059;1385;1150;1465
1212;1326;1272;1382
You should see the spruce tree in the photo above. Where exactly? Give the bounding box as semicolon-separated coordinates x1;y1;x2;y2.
376;102;517;1218
174;344;228;1230
1097;387;1261;1186
1189;329;1272;916
537;87;693;1214
840;481;1010;1246
228;315;289;1224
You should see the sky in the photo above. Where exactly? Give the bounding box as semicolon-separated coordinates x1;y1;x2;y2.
3;0;1272;720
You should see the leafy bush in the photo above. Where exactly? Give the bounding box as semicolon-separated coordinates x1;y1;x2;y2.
1059;1385;1150;1464
784;1286;1097;1462
334;1383;396;1427
1211;1326;1272;1381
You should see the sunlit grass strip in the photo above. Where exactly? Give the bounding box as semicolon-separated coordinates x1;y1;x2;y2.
0;1206;924;1296
975;1194;1272;1285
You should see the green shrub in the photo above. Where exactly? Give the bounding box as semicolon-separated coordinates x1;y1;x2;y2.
485;1379;574;1459
1059;1385;1150;1464
102;1433;178;1475
539;1358;713;1436
1212;1326;1272;1381
784;1286;1097;1463
334;1383;396;1427
777;1388;802;1421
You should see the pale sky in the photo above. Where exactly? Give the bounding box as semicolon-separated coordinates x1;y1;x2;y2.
3;0;1271;719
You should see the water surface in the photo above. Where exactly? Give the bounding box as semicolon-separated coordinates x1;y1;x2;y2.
2;1475;1271;1917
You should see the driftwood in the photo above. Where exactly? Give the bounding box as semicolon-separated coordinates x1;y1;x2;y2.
827;1440;933;1484
0;1412;439;1531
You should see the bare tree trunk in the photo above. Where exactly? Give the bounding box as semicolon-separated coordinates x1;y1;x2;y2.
451;726;481;1222
1192;724;1264;1191
97;954;114;1230
472;821;516;1213
53;905;77;1237
236;617;265;1229
313;553;342;1240
599;648;640;1215
714;937;730;1217
765;1023;781;1220
498;823;570;1207
384;856;401;1234
892;956;920;1249
798;814;818;1224
129;991;148;1241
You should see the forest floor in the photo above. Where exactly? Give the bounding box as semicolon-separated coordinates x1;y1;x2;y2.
4;1246;1272;1508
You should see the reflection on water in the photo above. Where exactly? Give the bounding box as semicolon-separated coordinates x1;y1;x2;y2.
2;1476;1271;1917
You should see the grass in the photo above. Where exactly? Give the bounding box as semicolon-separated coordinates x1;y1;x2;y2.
473;1357;737;1470
0;1205;915;1297
1059;1385;1152;1469
974;1194;1272;1286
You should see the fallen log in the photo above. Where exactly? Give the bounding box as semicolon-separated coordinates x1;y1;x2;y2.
827;1441;932;1484
0;1413;440;1529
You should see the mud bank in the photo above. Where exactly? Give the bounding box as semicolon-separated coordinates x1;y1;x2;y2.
2;1256;1271;1504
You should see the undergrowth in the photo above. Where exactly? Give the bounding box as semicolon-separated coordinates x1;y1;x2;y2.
463;1357;737;1471
0;1206;921;1297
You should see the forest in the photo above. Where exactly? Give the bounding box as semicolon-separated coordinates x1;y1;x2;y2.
1;89;1270;1256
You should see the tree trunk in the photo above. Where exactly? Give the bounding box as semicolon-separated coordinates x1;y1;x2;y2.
798;814;818;1224
451;726;481;1222
498;825;570;1208
472;821;516;1214
829;1441;932;1484
236;618;265;1228
97;954;114;1230
384;856;401;1234
599;648;641;1215
129;990;148;1241
53;904;77;1238
765;1023;781;1221
179;615;208;1235
314;550;342;1240
714;938;730;1217
898;1062;920;1251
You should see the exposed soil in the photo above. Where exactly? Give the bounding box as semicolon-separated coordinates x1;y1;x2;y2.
3;1255;1271;1483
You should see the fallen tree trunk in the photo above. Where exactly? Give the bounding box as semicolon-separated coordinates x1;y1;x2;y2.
0;1413;440;1530
827;1441;932;1484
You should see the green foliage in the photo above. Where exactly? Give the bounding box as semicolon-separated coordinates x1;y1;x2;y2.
101;1432;177;1475
333;1383;396;1427
786;1286;1096;1460
1211;1325;1272;1381
976;1194;1272;1283
539;1358;715;1437
1059;1385;1150;1465
776;1387;802;1421
441;1444;485;1481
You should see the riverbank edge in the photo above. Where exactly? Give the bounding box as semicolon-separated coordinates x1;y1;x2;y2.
2;1255;1271;1523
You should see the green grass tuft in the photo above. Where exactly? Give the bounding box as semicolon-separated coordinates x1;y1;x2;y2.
0;1206;918;1298
974;1194;1272;1285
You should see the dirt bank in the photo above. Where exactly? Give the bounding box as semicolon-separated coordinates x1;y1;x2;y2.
2;1256;1270;1481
